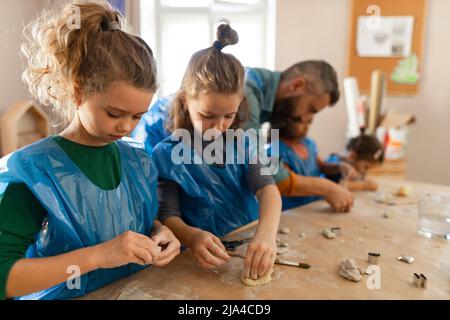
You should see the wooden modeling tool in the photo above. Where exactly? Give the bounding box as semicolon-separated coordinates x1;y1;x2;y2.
227;251;310;269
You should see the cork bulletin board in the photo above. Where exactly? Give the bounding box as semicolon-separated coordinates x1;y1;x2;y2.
346;0;428;95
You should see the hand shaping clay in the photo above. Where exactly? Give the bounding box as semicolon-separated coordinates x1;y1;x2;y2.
241;269;273;287
278;240;289;248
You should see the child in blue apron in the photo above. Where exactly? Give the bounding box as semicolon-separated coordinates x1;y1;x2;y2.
0;1;180;300
152;22;282;282
270;107;356;211
325;131;384;191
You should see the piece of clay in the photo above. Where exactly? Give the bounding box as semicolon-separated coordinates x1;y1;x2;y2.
279;227;290;234
396;184;413;197
339;259;363;282
322;228;336;239
374;191;395;205
241;269;273;287
299;232;306;238
278;240;289;248
382;212;390;219
397;255;415;264
276;246;289;255
331;227;341;236
412;273;428;288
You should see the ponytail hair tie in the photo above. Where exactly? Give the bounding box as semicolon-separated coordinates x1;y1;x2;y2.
213;41;224;51
105;21;120;31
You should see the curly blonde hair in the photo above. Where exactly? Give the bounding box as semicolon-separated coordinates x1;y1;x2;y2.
21;0;157;124
168;22;248;132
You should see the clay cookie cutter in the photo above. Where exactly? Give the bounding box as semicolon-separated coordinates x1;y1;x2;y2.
368;252;381;264
330;227;341;236
413;273;428;288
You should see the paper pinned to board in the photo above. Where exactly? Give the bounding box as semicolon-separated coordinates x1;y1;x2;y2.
357;16;414;57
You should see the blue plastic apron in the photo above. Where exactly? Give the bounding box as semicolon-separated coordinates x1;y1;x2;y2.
324;153;343;183
152;135;259;237
131;96;173;154
0;137;158;299
279;138;323;210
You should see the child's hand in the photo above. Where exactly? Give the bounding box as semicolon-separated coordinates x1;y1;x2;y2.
362;179;378;191
93;231;161;269
151;225;181;267
325;183;354;213
339;162;360;181
242;233;277;280
189;230;230;269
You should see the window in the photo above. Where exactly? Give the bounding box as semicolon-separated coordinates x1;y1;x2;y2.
140;0;275;97
109;0;126;15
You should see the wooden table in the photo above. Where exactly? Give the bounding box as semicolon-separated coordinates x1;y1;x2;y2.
81;178;450;300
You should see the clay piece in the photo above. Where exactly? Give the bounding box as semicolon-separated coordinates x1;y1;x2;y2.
276;246;289;255
279;227;290;234
278;240;289;248
322;228;337;239
339;259;364;282
397;255;415;264
241;269;273;287
299;232;306;238
331;227;341;236
396;184;413;197
374;191;395;205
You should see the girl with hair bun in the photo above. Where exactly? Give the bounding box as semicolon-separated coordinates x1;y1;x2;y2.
152;22;282;283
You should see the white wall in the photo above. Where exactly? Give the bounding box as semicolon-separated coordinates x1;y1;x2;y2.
275;0;450;185
0;0;48;114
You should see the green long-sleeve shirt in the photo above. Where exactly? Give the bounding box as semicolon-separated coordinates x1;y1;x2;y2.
0;135;122;299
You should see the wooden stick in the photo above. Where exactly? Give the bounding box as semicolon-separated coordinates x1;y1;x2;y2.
222;220;259;238
227;251;310;269
368;70;384;134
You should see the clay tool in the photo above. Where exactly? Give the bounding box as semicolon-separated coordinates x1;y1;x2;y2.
227;251;310;269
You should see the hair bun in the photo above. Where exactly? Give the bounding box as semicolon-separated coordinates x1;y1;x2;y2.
214;20;239;51
100;13;122;32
